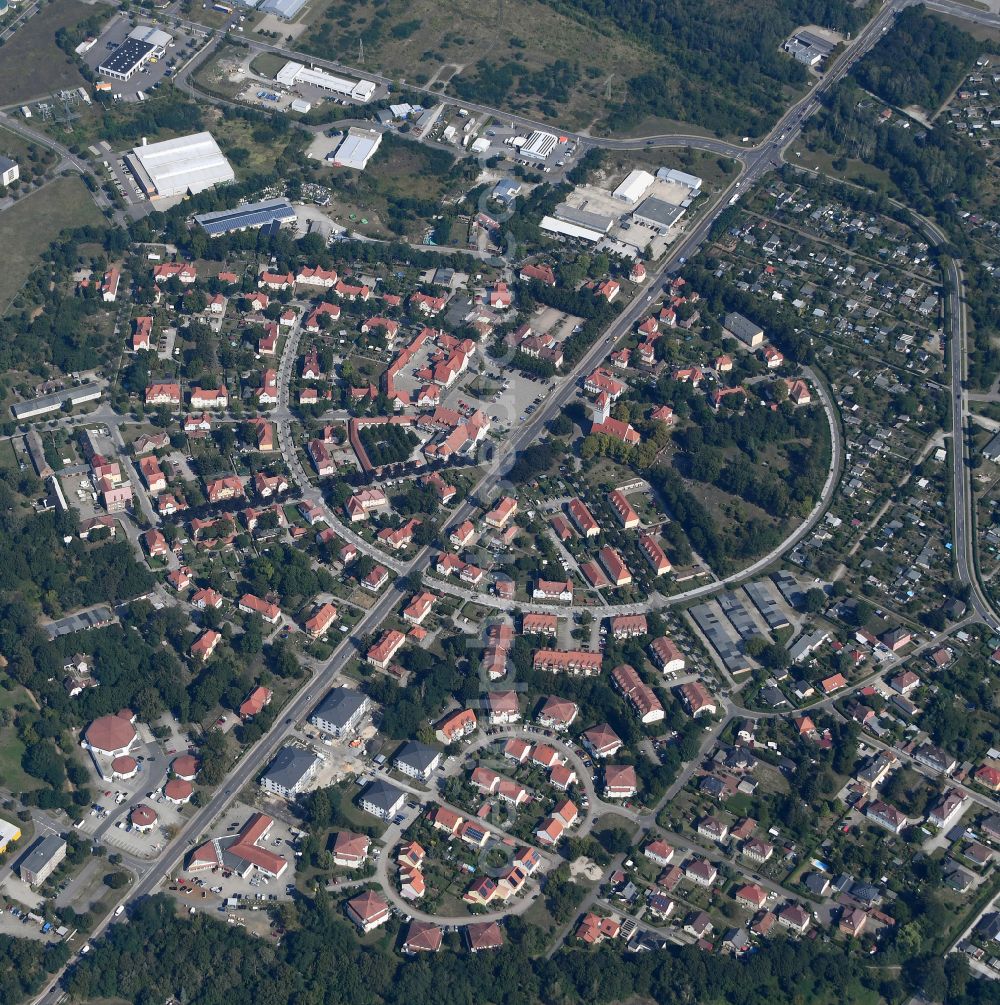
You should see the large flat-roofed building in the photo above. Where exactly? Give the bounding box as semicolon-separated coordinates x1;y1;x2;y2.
130;24;173;47
328;128;382;170
657;167;702;192
0;818;21;853
276;60;376;101
632;196;685;232
98;25;172;80
126;132;234;199
98;38;154;80
19;835;66;887
194;198;297;236
521;130;559;161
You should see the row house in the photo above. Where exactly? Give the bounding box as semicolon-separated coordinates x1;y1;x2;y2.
640;534;672;576
610;614;646;640
611;663;664;724
145;382;181;406
533;579;573;602
533;649;602;676
190;386;228;410
608;489;639;529
296;266;338;288
303;302;342;332
568;498;599;537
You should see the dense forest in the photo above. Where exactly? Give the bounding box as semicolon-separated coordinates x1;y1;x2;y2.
541;0;868;135
0;934;68;1004
853;6;978;111
63;892;1000;1005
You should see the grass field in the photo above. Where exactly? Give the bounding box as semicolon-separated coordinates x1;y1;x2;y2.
293;0;651;133
249;52;287;78
0;439;19;478
0;126;42;168
0;685;41;794
0;174;104;311
0;0;93;105
584;147;739;195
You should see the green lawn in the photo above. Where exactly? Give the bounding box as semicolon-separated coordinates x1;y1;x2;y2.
0;685;42;794
0;0;93;105
0;175;105;310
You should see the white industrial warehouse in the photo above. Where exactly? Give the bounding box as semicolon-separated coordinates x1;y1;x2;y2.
328;127;382;170
276;61;376;102
613;169;655;205
125;132;235;199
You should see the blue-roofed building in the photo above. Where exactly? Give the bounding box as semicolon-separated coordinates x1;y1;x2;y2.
194;198;296;236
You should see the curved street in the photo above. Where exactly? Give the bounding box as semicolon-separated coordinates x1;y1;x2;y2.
21;0;1000;996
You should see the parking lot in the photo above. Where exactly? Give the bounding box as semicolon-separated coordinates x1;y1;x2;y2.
82;13;204;102
103;147;145;206
172;805;301;910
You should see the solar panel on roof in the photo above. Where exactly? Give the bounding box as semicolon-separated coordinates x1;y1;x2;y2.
194;198;295;235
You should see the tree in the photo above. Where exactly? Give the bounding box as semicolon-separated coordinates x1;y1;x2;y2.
851;599;874;627
759;642;790;672
744;635;768;658
104;871;129;889
803;587;826;614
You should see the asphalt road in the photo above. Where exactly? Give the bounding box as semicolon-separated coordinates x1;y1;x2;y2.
27;0;1000;996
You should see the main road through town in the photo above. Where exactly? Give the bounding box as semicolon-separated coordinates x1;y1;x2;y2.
28;0;1000;998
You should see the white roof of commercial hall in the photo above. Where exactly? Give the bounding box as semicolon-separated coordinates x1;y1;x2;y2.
539;215;604;242
130;132;234;197
259;0;307;17
276;61;375;101
129;24;173;48
329;128;382;170
613;169;655;204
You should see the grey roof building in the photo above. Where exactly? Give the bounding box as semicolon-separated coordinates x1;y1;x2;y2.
744;581;791;631
260;745;320;798
358;779;406;820
632;196;685;232
19;835;66;887
552;203;615;234
784;30;835;66
310;687;370;739
804;872;830;897
984;431;1000;462
724;311;765;348
393;741;442;781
